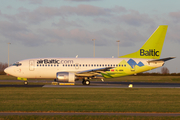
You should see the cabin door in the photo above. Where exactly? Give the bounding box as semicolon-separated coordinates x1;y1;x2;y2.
29;60;35;71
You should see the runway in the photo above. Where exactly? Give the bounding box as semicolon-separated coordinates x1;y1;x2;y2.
1;80;180;88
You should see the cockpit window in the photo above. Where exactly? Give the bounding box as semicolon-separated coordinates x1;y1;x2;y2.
12;62;22;67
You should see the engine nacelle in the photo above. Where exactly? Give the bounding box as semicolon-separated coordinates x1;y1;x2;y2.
55;72;76;83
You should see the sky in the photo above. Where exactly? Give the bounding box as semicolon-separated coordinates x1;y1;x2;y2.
0;0;180;73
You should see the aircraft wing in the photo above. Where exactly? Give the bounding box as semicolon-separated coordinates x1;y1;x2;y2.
147;57;175;63
75;67;113;77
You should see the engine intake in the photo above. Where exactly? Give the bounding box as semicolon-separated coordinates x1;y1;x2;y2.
56;72;76;83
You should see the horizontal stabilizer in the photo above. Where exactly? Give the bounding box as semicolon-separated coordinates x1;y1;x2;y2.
147;57;175;63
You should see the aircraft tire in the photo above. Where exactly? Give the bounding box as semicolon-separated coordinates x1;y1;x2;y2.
85;80;90;85
82;80;85;85
82;80;90;85
24;81;28;85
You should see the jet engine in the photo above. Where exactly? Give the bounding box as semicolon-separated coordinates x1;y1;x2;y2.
55;72;76;83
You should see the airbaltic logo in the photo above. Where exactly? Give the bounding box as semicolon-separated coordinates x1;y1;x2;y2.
140;49;159;56
37;59;74;64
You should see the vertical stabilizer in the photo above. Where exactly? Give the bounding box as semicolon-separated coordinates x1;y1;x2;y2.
119;25;168;59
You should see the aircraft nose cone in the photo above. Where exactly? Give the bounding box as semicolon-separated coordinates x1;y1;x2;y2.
4;67;11;75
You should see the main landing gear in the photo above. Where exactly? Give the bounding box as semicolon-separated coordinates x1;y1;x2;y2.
82;79;90;85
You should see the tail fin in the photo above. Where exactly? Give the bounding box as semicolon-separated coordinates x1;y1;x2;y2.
119;25;168;59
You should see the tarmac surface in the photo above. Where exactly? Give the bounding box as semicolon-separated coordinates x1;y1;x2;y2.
1;80;180;88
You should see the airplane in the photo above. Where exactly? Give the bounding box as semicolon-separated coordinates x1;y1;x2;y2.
4;25;175;85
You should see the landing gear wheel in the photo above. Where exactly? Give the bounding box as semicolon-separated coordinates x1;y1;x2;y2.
85;80;90;85
82;80;90;85
24;81;28;85
82;80;85;85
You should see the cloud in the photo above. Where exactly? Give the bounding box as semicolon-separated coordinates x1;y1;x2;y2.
2;5;113;24
15;7;61;24
38;25;146;47
120;10;154;26
93;9;154;27
18;0;43;4
0;21;28;33
65;0;101;2
0;4;157;47
52;19;82;28
60;4;111;16
111;6;127;13
166;25;180;43
0;21;45;46
169;11;180;23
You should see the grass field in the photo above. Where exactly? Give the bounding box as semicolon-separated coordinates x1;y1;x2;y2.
1;88;180;119
0;115;180;120
0;88;180;113
1;76;180;119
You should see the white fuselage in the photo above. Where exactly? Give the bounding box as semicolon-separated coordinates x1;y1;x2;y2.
4;58;164;79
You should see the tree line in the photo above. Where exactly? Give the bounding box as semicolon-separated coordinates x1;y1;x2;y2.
0;62;8;75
